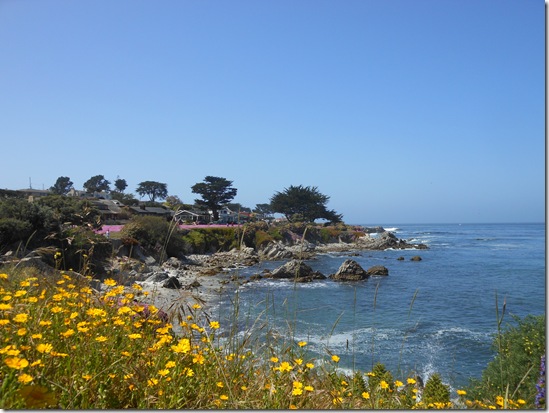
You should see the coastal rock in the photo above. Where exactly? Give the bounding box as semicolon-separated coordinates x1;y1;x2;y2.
146;272;169;283
366;265;389;276
259;241;295;260
162;276;182;289
356;231;428;250
269;259;323;280
329;259;369;281
162;257;183;269
410;256;422;261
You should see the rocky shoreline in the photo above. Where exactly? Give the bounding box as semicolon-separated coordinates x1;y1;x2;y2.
101;228;428;318
2;227;428;323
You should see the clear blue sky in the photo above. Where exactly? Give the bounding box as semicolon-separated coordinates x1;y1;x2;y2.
0;0;545;224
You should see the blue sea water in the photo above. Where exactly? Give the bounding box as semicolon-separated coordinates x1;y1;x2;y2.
211;223;545;390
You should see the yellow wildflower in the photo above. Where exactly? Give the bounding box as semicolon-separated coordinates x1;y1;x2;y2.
380;380;389;389
209;321;220;329
17;328;27;336
5;357;29;369
192;303;201;309
14;290;27;297
118;306;133;315
60;329;75;338
278;361;293;372
104;278;117;286
86;308;107;317
171;338;191;354
147;378;159;386
13;313;29;323
331;355;340;363
0;273;7;279
298;341;307;347
407;377;416;385
0;319;8;325
294;358;303;365
362;391;370;399
18;373;33;384
128;333;142;340
270;356;279;363
36;343;53;353
193;353;205;364
457;389;467;396
95;336;108;342
165;361;176;369
394;380;404;387
39;320;52;326
304;385;314;392
158;369;170;376
306;362;314;369
82;374;92;381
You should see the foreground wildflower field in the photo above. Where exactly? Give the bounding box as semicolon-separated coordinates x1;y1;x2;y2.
0;265;541;409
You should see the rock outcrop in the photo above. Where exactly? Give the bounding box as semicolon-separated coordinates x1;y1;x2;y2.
329;259;369;281
356;231;419;250
267;259;325;282
366;265;389;276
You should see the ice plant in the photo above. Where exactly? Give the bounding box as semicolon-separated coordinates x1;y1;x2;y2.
535;354;546;409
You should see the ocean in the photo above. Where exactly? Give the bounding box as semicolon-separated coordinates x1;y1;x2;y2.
210;223;545;390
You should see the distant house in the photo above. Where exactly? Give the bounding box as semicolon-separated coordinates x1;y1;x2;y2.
67;189;112;200
92;199;125;222
128;205;174;219
17;188;51;201
174;209;210;224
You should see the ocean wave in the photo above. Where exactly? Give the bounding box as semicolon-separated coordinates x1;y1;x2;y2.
384;227;400;232
431;326;491;341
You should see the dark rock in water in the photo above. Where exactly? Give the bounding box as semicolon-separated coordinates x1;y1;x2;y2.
397;256;405;261
162;276;182;289
249;274;263;281
366;265;389;276
410;256;422;261
270;259;320;279
329;259;369;281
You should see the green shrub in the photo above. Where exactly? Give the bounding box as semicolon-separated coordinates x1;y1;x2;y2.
120;216;184;259
466;314;545;405
254;230;274;248
422;373;450;405
0;218;33;248
58;227;112;275
180;228;238;254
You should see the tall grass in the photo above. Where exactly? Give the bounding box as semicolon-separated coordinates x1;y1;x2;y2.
0;256;540;409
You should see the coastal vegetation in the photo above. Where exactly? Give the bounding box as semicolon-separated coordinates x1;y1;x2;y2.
0;263;544;409
0;186;545;409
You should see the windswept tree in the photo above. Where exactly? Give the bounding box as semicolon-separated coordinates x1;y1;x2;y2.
136;181;168;202
191;176;237;221
50;176;73;195
83;175;111;194
114;178;128;193
164;195;184;211
253;203;274;217
270;185;343;223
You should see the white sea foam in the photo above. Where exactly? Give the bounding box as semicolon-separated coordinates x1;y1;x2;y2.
384;227;400;232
